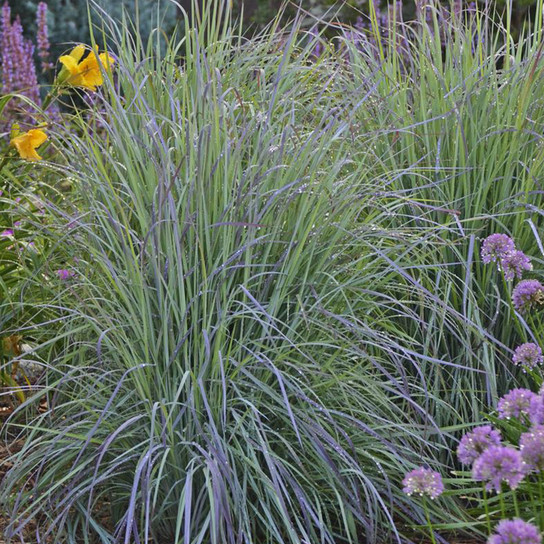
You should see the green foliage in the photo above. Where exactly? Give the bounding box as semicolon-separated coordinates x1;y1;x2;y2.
4;2;544;543
340;0;544;432
0;5;475;544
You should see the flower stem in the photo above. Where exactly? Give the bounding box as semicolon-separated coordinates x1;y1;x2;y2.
499;489;506;518
483;485;492;536
423;498;437;544
539;473;544;530
512;488;520;518
501;273;527;342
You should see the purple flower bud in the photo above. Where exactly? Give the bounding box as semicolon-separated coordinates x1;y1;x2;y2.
457;425;502;466
1;229;14;237
402;467;444;499
488;519;542;544
472;445;526;492
512;343;543;370
512;279;544;313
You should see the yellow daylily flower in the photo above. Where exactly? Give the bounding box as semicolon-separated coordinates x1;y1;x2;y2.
9;128;48;161
58;45;115;91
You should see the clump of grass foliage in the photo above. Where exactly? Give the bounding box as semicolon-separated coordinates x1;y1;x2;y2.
3;1;544;543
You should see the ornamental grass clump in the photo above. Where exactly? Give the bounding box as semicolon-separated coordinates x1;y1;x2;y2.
6;1;544;543
1;4;474;543
345;0;544;418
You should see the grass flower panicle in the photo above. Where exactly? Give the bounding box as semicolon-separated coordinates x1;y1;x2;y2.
457;426;502;465
488;519;542;544
512;280;544;313
472;445;526;492
402;467;444;499
497;389;537;421
520;426;544;472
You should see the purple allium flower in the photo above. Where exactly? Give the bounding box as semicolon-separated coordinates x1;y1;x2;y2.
529;394;544;426
402;467;444;499
501;250;532;281
0;229;14;237
56;269;75;280
512;279;544;313
512;343;543;370
488;519;542;544
498;388;537;421
472;445;526;492
520;425;544;472
481;234;515;264
457;425;502;465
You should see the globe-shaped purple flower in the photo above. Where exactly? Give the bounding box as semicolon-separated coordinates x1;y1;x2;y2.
512;279;544;313
472;445;526;492
520;425;544;472
497;388;537;421
512;343;543;371
457;425;502;465
402;467;444;499
530;394;544;426
488;519;542;544
481;234;515;264
501;250;533;281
